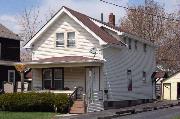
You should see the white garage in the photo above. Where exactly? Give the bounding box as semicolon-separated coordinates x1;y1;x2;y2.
162;71;180;100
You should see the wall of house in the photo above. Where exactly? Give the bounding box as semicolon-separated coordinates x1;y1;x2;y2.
0;38;20;61
162;73;180;100
64;67;85;92
32;13;102;61
103;37;156;101
0;65;20;89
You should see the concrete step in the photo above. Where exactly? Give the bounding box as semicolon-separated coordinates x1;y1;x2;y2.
70;100;85;114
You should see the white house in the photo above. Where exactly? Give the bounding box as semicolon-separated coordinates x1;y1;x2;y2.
24;6;156;112
162;71;180;100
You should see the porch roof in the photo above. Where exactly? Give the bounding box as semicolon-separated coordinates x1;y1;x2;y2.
24;56;104;68
0;60;18;66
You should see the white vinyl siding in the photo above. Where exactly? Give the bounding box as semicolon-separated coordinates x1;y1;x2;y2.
32;13;102;60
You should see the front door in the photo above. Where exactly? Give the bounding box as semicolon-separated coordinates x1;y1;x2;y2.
86;67;100;102
177;83;180;100
163;83;171;100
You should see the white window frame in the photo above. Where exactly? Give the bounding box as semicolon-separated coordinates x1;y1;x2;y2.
8;70;15;84
67;32;75;47
54;69;63;90
43;69;52;89
56;33;64;47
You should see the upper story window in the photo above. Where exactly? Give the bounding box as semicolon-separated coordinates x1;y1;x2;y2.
67;32;75;47
143;44;147;52
128;38;131;49
56;33;64;47
142;71;146;82
135;40;137;50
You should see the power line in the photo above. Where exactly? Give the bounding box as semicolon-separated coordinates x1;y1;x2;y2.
99;0;180;22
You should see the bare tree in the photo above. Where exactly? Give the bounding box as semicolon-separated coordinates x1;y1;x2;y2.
18;6;56;61
120;0;180;72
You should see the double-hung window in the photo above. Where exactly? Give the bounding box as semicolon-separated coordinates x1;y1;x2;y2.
54;69;63;90
43;69;52;89
56;33;64;47
8;70;15;84
67;32;75;47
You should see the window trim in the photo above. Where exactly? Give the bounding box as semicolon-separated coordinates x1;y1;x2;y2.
67;32;76;48
42;68;64;90
8;70;15;84
143;44;147;52
135;40;137;50
128;38;131;49
127;69;132;91
56;33;64;47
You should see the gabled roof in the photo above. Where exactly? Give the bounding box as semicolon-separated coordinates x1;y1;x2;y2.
24;6;124;48
0;23;20;40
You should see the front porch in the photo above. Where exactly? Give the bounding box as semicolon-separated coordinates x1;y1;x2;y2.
25;56;105;113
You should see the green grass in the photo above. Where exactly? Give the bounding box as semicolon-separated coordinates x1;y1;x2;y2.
172;115;180;119
0;112;55;119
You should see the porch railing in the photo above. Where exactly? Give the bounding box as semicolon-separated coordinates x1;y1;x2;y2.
68;86;85;113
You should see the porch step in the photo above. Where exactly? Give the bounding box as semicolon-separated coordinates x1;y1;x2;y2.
70;100;85;114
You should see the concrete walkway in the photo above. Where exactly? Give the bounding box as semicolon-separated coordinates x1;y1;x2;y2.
54;100;180;119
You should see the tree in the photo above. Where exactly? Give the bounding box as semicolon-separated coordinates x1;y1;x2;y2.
18;6;56;61
120;0;180;72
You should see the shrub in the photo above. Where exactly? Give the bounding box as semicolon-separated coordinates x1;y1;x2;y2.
0;92;69;113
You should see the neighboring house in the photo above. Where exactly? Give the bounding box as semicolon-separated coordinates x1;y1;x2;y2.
152;71;168;99
162;71;180;100
24;6;156;112
0;23;20;90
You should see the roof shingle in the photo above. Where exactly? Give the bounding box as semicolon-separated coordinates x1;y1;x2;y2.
0;23;20;40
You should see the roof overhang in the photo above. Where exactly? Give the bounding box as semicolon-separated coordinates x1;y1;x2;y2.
0;60;18;66
24;7;107;49
24;61;103;68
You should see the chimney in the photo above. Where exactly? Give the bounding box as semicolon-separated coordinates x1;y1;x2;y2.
101;13;104;22
108;13;115;26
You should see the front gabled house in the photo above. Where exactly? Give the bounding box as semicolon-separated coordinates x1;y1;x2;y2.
24;6;156;112
0;23;20;90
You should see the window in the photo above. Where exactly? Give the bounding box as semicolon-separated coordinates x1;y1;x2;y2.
143;44;147;52
135;40;137;50
127;70;132;91
67;32;75;47
8;70;15;84
54;69;63;90
128;38;131;49
43;69;52;89
143;71;146;82
56;33;64;47
124;37;127;44
43;68;64;90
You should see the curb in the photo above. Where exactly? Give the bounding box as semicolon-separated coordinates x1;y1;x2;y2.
97;103;179;119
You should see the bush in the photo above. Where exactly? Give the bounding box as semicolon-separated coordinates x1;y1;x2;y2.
0;92;69;113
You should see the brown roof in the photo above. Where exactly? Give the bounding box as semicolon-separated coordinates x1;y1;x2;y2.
0;23;20;40
33;56;102;63
64;6;122;44
153;71;168;79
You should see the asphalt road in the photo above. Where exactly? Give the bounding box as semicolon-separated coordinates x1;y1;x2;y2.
115;106;180;119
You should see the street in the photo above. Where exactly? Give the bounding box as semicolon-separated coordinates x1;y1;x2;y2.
115;106;180;119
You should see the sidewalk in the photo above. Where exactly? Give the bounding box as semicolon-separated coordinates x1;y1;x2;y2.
54;100;180;119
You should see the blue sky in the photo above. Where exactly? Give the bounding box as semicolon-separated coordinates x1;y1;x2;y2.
0;0;179;33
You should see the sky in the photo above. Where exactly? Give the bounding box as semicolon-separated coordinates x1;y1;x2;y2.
0;0;179;34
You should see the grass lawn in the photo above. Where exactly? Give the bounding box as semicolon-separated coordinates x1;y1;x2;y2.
0;112;55;119
172;115;180;119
